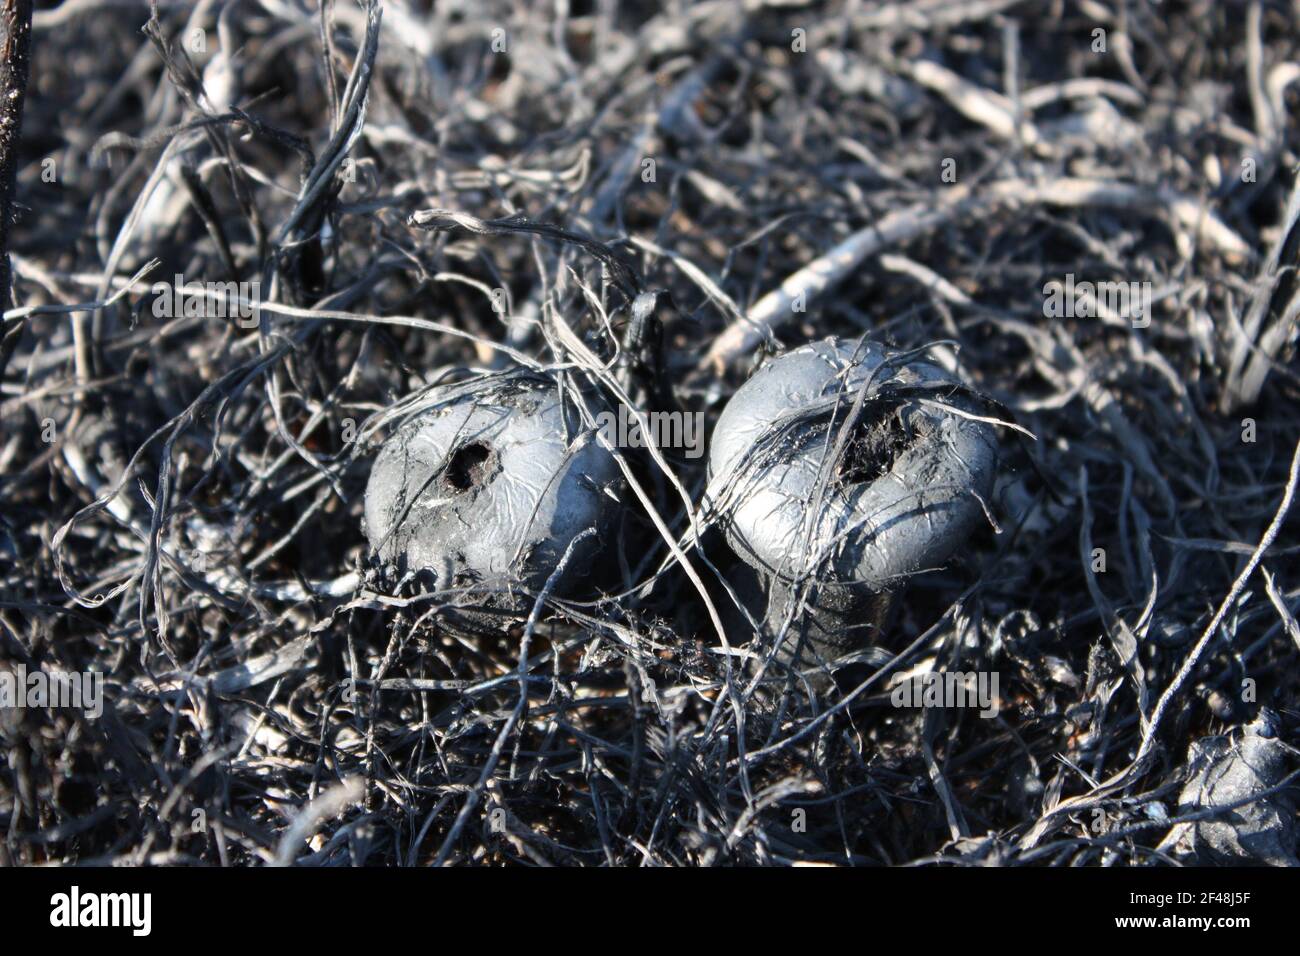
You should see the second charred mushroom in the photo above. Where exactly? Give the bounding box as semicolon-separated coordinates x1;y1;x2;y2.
364;371;621;628
707;337;998;680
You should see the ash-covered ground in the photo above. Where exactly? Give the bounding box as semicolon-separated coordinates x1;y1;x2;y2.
1;0;1299;866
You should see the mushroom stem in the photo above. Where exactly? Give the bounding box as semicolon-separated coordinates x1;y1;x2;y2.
762;577;893;677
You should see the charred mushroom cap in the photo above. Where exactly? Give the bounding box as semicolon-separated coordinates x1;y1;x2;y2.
707;337;998;666
364;373;621;617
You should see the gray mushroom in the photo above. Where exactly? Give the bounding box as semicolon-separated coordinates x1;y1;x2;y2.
1155;710;1298;866
364;372;622;629
707;337;998;680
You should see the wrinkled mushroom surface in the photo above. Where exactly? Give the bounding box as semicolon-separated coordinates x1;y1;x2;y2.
709;337;998;590
365;373;620;610
1157;710;1298;866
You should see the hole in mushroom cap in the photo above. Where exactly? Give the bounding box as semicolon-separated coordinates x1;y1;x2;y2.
834;403;930;486
443;442;493;491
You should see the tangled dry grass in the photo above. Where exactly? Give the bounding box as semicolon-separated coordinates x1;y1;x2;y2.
2;0;1299;866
